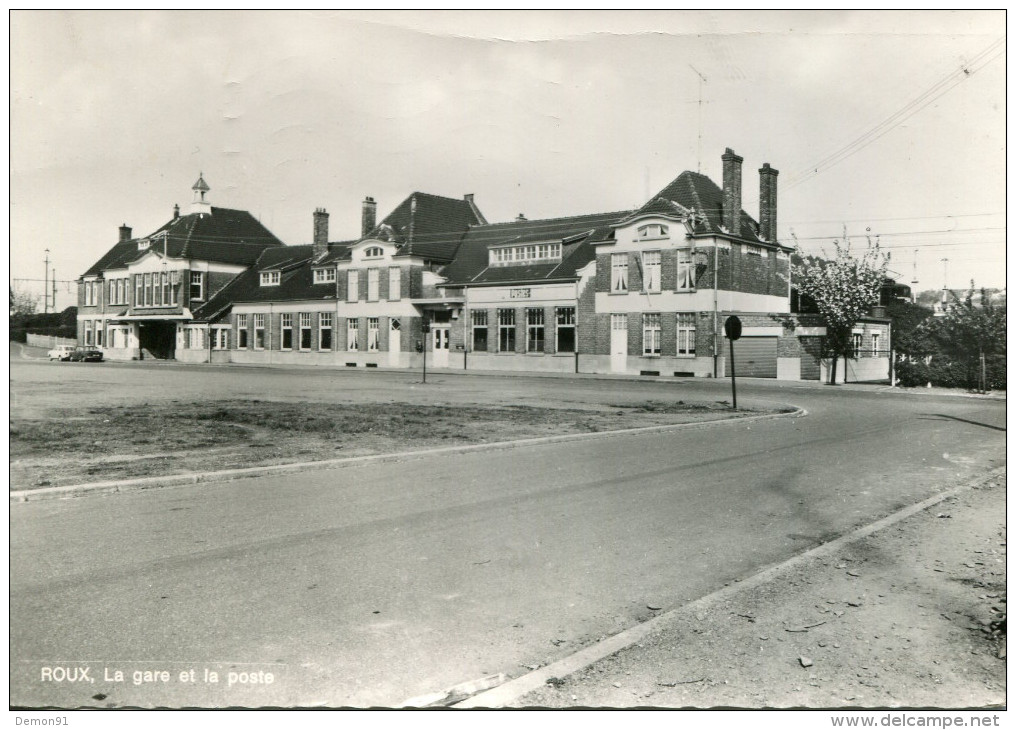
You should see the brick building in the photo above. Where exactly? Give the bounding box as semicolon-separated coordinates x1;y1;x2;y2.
78;152;891;382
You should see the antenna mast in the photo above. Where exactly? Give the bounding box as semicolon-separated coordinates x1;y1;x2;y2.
689;65;708;173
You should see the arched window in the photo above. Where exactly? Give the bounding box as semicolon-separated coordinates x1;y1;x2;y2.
637;224;668;240
364;246;384;258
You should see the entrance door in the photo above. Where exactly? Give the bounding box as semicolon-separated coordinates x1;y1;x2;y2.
432;326;450;367
137;321;177;360
388;318;402;366
610;314;628;373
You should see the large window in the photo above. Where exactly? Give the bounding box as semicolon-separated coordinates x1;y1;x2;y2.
319;313;333;351
280;313;293;350
83;321;93;346
236;314;248;349
489;242;562;266
347;270;358;302
852;332;863;357
190;272;205;301
300;313;312;350
471;310;488;352
388;267;401;300
162;272;170;305
643;251;661;293
170;271;179;305
611;253;628;293
526;309;545;353
643;313;661;356
144;273;153;306
677;250;695;291
677;313;696;356
368;318;380;352
556;307;576;353
253;314;266;350
94;321;103;347
367;269;380;301
212;328;228;350
347;318;359;351
135;275;143;307
497;309;516;352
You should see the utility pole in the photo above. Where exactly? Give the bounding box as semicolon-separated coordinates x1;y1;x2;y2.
910;249;919;303
43;249;50;314
689;65;708;173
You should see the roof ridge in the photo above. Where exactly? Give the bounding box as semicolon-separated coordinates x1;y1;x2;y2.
478;210;631;227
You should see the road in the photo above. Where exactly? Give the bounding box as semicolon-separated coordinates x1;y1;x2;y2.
9;359;1006;707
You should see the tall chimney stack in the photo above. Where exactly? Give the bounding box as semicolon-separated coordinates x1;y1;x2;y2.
759;163;779;243
313;208;330;257
721;148;743;236
361;196;377;238
119;223;132;242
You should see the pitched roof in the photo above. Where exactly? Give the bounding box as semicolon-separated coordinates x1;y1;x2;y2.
191;244;342;320
83;207;286;277
649;171;770;244
440;210;628;286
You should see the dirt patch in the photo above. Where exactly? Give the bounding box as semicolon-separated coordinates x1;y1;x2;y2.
512;472;1006;708
10;399;782;490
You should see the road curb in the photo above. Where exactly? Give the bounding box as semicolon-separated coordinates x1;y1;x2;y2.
453;466;1006;708
11;406;804;503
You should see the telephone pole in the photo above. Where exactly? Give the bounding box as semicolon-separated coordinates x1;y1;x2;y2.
43;249;50;314
689;65;708;173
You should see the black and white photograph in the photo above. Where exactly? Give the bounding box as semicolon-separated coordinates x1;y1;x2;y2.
9;10;1006;721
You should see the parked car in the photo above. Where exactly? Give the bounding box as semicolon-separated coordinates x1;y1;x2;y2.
68;346;104;363
48;344;75;361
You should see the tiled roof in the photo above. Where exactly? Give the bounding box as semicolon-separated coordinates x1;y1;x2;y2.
191;244;339;320
82;207;285;277
440;210;628;286
650;171;768;244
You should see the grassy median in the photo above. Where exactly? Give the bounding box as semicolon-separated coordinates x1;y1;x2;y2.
10;399;786;490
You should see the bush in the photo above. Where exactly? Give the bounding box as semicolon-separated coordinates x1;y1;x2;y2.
896;357;1006;390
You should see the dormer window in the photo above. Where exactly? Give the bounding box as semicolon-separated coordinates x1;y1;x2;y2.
364;246;384;258
313;268;336;284
637;224;668;240
138;239;151;251
489;242;562;266
260;271;281;286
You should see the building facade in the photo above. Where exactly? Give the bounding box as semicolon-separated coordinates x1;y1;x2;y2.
79;152;891;382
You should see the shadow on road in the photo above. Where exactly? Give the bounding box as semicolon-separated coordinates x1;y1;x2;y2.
919;414;1006;432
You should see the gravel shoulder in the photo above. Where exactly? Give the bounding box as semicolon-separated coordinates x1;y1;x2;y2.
513;471;1006;709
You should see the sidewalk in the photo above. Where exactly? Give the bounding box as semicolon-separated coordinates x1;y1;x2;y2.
507;471;1006;709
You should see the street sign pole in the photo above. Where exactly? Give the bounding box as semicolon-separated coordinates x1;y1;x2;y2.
421;317;430;384
724;315;742;411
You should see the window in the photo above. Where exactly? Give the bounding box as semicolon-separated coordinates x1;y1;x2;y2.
170;271;179;305
190;272;205;301
94;321;103;347
83;321;92;346
212;328;228;350
638;224;668;239
852;332;863;357
388;267;401;300
871;333;880;356
300;313;312;350
497;309;516;352
368;318;379;352
347;270;358;302
261;271;281;286
347;319;359;351
253;314;266;350
471;310;488;352
611;254;628;293
144;273;153;306
556;307;576;353
489;242;563;266
677;313;696;356
135;275;143;307
162;272;170;306
367;269;379;301
154;273;162;306
114;279;121;305
319;313;333;351
313;268;336;284
108;327;116;349
237;314;248;349
526;309;545;353
138;239;149;250
364;246;384;258
642;313;661;356
643;251;661;293
677;250;695;291
186;327;204;350
280;313;293;350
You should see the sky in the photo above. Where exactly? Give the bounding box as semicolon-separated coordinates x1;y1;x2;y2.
9;10;1007;311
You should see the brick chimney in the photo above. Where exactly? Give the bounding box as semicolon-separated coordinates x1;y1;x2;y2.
759;163;779;243
721;148;743;236
173;204;180;220
119;224;132;242
313;208;329;257
362;196;377;238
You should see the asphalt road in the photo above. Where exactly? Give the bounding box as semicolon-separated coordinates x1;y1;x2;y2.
9;357;1006;707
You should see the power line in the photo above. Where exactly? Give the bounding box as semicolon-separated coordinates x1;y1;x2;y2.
782;37;1006;192
781;211;1004;226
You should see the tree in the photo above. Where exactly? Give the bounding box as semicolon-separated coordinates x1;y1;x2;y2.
919;283;1006;391
791;236;888;384
9;285;38;316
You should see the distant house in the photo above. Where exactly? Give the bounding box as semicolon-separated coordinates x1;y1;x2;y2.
79;150;891;382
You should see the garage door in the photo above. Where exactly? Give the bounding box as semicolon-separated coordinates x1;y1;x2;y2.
799;336;823;381
724;336;778;378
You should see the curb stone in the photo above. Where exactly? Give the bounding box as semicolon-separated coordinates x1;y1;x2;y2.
11;405;804;503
